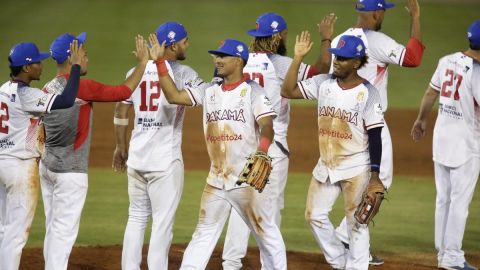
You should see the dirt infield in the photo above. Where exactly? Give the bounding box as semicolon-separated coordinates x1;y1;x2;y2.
88;104;435;176
21;105;440;269
21;244;444;270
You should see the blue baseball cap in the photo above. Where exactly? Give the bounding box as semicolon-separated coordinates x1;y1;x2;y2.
50;32;87;64
208;39;249;62
355;0;395;12
468;20;480;47
247;12;287;37
156;22;188;47
8;42;50;67
329;35;366;58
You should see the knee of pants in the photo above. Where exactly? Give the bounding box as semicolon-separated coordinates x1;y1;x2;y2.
128;208;151;224
305;209;329;225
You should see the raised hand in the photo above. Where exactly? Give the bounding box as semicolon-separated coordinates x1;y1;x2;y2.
405;0;420;18
294;31;314;58
68;40;85;65
318;13;337;41
148;33;166;60
411;119;426;142
133;35;149;64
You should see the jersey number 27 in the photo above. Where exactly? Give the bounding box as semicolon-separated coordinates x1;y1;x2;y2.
440;69;463;101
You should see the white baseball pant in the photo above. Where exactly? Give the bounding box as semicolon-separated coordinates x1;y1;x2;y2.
306;171;370;270
180;184;286;270
434;157;480;267
0;158;39;270
335;123;392;244
222;152;289;270
39;161;88;270
122;160;184;270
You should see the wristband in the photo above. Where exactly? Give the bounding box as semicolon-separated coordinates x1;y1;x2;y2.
113;117;129;126
370;164;380;172
155;58;169;77
258;137;272;153
321;38;332;43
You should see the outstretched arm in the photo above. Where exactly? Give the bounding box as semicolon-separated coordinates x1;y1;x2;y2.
281;31;313;99
402;0;424;67
148;34;193;106
112;102;131;172
411;86;438;142
313;13;337;74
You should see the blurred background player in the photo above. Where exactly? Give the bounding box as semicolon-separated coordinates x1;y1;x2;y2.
282;32;385;270
112;22;202;270
222;12;335;269
149;35;286;269
0;41;83;270
411;20;480;270
328;0;425;264
40;33;149;270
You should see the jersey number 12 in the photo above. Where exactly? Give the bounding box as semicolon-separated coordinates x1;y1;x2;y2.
139;81;161;111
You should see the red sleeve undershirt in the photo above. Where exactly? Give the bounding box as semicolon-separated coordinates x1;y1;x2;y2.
401;38;425;67
77;79;132;102
306;66;319;78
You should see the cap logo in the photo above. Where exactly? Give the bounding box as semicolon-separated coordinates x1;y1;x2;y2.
378;3;383;7
168;31;176;41
9;49;14;56
356;44;363;52
468;32;472;38
237;45;244;53
271;21;279;30
26;57;32;62
338;39;346;48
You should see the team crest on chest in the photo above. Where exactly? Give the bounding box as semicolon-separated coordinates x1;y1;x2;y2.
356;91;365;102
240;88;247;97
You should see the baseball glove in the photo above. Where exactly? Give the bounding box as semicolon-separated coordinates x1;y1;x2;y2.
236;151;273;193
354;172;386;225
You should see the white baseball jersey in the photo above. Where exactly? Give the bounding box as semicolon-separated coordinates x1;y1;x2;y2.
430;52;480;167
331;28;406;111
124;60;199;171
0;81;56;159
298;75;384;183
185;78;276;190
243;53;311;153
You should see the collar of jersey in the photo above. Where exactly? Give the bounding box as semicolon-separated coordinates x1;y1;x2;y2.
336;78;367;90
11;79;29;87
221;74;249;91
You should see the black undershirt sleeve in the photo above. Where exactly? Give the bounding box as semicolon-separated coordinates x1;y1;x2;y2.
367;127;383;172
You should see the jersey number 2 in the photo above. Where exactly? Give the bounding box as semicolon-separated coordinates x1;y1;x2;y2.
139;81;161;111
0;102;9;134
440;69;463;101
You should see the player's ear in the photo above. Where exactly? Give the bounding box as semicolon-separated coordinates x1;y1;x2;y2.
21;65;29;73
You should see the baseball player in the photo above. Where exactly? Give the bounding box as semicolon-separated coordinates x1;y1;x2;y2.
0;41;83;270
411;20;480;270
112;22;202;270
282;32;385;270
221;12;336;269
40;33;149;270
149;35;286;269
329;0;425;264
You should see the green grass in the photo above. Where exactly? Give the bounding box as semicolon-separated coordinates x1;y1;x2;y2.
1;0;480;109
27;168;480;258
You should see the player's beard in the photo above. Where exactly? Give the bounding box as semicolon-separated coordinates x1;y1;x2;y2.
277;39;287;56
375;22;382;31
177;52;186;61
